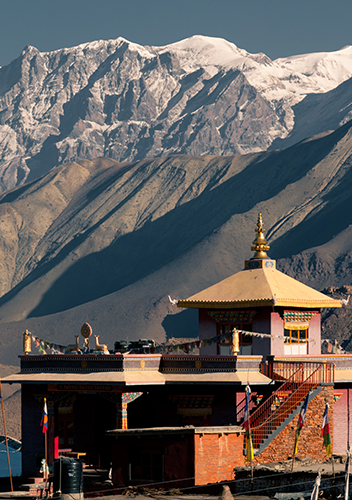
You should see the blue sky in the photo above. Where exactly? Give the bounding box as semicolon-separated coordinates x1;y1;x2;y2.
1;0;351;67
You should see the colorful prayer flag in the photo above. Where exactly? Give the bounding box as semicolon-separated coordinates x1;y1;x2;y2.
41;398;48;433
243;385;254;462
294;393;309;455
321;403;332;456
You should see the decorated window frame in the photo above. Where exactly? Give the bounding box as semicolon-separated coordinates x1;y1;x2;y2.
283;328;308;344
282;310;318;344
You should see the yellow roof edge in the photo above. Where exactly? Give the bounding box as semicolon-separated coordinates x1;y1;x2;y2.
276;298;341;308
178;299;272;309
178;298;341;309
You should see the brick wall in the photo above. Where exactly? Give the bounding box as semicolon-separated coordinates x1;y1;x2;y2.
253;386;334;464
194;432;245;485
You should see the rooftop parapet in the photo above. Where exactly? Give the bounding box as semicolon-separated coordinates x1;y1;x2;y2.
3;354;271;386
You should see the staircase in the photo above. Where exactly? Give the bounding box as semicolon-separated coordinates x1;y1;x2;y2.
247;360;334;454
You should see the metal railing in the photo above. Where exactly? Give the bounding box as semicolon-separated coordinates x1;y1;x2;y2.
249;366;303;432
262;360;335;383
247;361;334;449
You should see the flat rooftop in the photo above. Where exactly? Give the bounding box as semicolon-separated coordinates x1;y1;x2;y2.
106;425;244;437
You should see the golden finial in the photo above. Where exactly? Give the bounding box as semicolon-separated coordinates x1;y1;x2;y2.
250;213;270;259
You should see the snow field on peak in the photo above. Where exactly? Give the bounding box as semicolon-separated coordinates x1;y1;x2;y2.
148;36;352;112
275;46;352;88
157;35;259;76
1;34;352;193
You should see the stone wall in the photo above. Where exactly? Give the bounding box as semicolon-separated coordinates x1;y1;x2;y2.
233;467;343;498
253;385;334;464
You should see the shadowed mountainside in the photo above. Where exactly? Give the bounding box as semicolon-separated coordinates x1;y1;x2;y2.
270;76;352;150
0;122;352;364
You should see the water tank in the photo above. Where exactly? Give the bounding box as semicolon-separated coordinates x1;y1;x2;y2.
53;457;83;500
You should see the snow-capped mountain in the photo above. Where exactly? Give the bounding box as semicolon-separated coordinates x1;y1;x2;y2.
0;35;352;192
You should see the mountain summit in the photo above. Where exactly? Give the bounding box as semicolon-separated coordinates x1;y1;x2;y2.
0;36;352;192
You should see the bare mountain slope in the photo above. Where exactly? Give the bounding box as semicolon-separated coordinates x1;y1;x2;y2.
3;390;21;441
1;36;352;192
0;122;352;364
0;364;19;400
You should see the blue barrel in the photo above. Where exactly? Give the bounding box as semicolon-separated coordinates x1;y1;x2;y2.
53;457;83;499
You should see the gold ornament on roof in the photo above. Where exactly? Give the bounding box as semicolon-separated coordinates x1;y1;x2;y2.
251;213;270;259
81;322;92;339
94;335;109;354
23;329;32;355
81;322;92;350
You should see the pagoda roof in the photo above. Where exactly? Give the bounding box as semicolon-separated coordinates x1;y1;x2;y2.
177;267;341;309
178;213;342;310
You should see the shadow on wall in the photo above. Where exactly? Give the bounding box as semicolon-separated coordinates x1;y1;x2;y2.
162;309;199;341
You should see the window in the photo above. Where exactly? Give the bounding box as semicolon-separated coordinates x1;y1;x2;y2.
284;328;308;344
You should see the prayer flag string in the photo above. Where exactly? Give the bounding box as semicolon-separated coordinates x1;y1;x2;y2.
26;326;315;356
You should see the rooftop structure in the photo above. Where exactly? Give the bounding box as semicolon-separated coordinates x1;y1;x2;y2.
178;213;341;309
178;213;340;357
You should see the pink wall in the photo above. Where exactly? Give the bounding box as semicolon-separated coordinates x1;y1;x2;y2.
198;308;322;357
270;312;285;356
308;314;321;355
333;388;352;454
199;309;217;355
252;308;271;357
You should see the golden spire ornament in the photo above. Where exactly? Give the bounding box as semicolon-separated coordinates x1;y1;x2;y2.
245;213;276;269
251;213;270;259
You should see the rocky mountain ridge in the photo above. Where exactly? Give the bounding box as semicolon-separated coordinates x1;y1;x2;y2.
1;36;352;192
0;121;351;364
321;286;352;351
